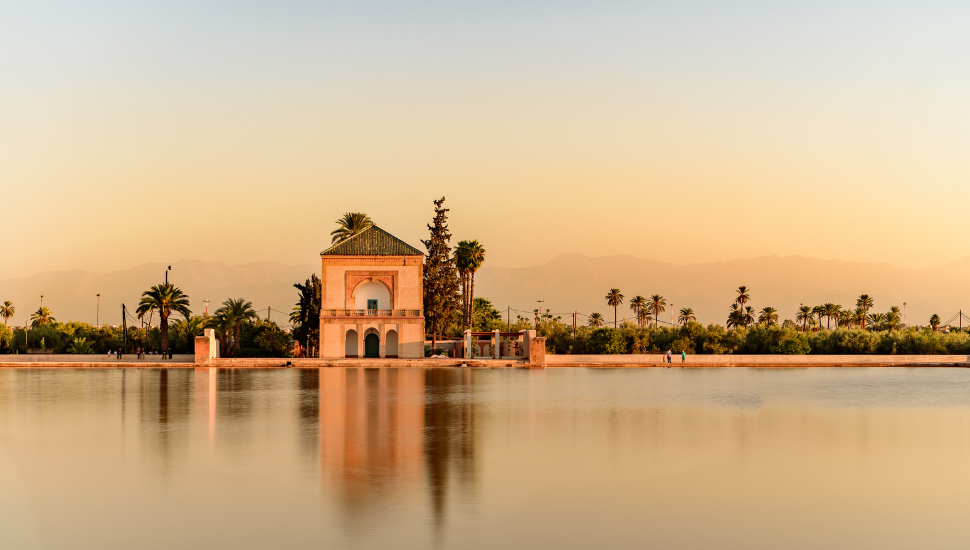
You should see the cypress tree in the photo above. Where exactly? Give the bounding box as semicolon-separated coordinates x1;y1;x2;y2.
422;197;460;351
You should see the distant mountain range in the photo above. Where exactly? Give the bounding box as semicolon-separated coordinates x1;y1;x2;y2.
2;254;969;328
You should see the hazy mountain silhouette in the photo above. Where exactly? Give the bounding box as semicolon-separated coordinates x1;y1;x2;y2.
2;254;969;328
0;260;315;327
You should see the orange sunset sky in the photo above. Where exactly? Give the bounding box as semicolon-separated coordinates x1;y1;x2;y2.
3;0;970;280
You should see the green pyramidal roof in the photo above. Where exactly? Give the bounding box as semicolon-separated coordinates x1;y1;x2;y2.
321;225;424;256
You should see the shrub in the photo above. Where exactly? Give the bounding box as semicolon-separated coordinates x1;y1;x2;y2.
587;328;626;354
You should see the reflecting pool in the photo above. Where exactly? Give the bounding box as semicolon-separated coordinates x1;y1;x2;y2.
2;367;970;549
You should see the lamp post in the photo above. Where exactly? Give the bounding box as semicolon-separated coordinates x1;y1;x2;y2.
165;265;171;285
536;300;544;330
203;300;210;316
96;294;101;328
903;302;907;326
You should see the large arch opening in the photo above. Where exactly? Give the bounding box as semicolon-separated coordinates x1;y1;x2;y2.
354;281;391;311
385;330;398;358
345;329;358;358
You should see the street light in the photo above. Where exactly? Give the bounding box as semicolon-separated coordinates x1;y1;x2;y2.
96;294;101;328
536;300;544;330
165;265;171;285
203;300;210;316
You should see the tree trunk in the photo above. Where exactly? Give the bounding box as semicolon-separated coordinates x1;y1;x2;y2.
160;312;169;352
468;271;472;330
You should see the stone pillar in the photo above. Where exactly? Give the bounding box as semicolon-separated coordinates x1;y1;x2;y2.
528;337;546;367
521;330;536;361
195;328;219;365
464;330;472;359
194;335;210;365
358;324;364;359
379;323;386;359
493;330;501;359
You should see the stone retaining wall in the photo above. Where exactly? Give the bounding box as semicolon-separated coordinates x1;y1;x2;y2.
0;354;195;363
546;354;970;367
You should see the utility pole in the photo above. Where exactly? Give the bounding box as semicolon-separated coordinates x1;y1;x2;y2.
96;294;101;328
903;302;907;326
204;300;210;316
573;311;577;337
536;300;544;330
165;265;171;285
671;303;674;327
507;306;511;332
268;306;271;322
121;304;128;354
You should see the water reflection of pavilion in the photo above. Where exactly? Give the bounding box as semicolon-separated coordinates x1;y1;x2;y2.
318;368;477;525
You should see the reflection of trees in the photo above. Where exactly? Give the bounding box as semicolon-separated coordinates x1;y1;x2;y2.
138;368;192;470
423;368;476;527
297;368;319;464
317;367;477;527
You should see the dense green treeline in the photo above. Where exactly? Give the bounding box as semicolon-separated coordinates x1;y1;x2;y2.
534;321;970;355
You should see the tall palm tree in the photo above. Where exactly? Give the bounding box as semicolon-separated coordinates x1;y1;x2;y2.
758;306;779;327
211;298;258;357
588;312;605;328
0;301;14;326
678;307;696;327
605;289;624;328
454;240;485;332
796;305;813;332
854;307;866;330
822;303;840;329
454;245;472;330
629;296;647;328
856;295;874;329
330;212;373;244
30;306;54;327
648;294;666;329
136;283;191;352
726;303;743;329
929;314;941;332
735;286;751;311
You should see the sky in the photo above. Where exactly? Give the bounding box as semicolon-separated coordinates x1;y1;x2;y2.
3;0;970;279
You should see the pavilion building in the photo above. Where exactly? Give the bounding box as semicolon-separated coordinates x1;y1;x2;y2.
319;226;425;359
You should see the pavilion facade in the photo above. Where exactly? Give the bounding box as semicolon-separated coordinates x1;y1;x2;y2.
319;226;425;359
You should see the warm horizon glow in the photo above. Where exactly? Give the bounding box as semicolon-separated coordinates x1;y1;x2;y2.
4;1;970;280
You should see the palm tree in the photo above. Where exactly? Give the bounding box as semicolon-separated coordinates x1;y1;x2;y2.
886;307;902;332
758;306;779;327
867;313;885;331
853;307;866;330
929;314;941;332
629;296;647;328
605;289;624;328
856;295;874;329
735;286;751;310
743;306;756;328
172;315;206;349
678;307;696;327
796;305;813;332
588;312;605;329
812;305;825;330
727;303;743;329
454;240;485;332
30;306;55;327
136;283;191;352
822;303;840;329
0;301;14;326
211;298;258;357
330;212;373;244
454;245;472;330
648;294;666;329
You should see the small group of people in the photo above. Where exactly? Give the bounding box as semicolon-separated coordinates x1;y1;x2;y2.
662;349;687;366
107;348;174;360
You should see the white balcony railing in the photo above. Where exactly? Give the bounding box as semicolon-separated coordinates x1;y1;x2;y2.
321;309;422;317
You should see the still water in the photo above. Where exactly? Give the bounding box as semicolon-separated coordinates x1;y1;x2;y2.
2;367;970;549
